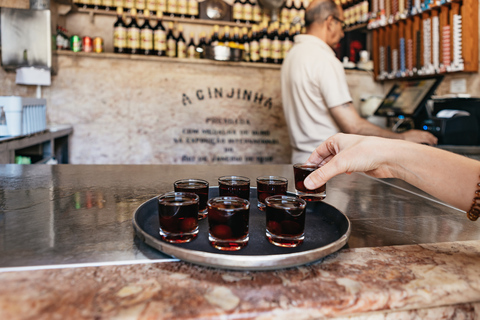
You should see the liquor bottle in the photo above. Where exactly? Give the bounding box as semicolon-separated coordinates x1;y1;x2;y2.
270;21;282;64
92;0;103;9
114;0;124;9
232;0;243;23
140;10;154;54
197;31;206;57
281;0;290;24
136;0;146;13
231;26;241;48
241;27;250;62
166;22;177;57
127;8;141;54
242;0;253;23
167;0;177;17
176;25;187;58
289;0;297;23
259;22;271;63
124;0;134;12
114;7;128;53
222;26;231;47
157;0;167;13
187;0;198;18
177;0;187;17
281;24;293;59
252;0;262;23
249;24;260;62
102;0;114;10
153;10;167;55
298;0;306;23
210;25;220;46
187;32;196;58
146;0;157;12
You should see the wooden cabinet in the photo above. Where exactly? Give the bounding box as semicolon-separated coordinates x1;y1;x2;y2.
0;0;29;9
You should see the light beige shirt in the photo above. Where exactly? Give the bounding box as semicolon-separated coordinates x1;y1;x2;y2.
281;35;352;163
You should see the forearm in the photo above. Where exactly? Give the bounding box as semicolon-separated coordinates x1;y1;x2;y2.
387;141;480;211
350;118;401;139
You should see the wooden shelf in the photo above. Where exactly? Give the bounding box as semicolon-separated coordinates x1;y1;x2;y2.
75;7;253;28
371;0;478;80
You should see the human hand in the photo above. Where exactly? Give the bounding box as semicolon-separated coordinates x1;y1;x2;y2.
303;133;398;190
401;129;438;145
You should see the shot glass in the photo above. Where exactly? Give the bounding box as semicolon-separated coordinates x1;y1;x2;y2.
174;179;209;220
265;195;306;247
293;163;326;201
256;176;288;211
158;192;199;243
207;196;250;251
218;175;250;201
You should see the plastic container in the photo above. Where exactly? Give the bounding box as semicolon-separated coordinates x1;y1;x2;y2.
0;96;47;136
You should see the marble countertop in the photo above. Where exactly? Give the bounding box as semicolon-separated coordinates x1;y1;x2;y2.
1;164;480;319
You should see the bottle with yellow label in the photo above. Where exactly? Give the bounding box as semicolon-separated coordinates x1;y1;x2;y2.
166;22;177;57
249;24;260;62
124;0;135;12
114;0;124;9
187;0;198;18
154;10;167;56
167;0;177;17
281;0;290;24
242;0;253;23
102;0;114;10
252;0;262;23
232;0;242;23
114;7;128;53
127;8;141;54
187;32;197;58
140;9;154;55
241;27;250;61
136;0;146;13
176;25;187;58
177;0;187;17
156;0;167;13
259;22;271;63
146;0;156;11
270;21;281;64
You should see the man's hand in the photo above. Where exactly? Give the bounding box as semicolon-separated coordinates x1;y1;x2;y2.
401;129;438;145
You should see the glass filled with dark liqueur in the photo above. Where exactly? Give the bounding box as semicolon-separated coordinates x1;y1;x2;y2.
207;196;250;251
158;192;199;243
256;176;288;210
293;163;326;201
265;195;306;247
218;175;250;201
174;179;209;219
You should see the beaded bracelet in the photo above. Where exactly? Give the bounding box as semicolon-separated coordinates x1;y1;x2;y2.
467;179;480;221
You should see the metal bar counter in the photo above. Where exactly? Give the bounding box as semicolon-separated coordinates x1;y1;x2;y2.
1;164;480;319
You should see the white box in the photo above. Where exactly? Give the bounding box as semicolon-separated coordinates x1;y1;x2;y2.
0;96;47;136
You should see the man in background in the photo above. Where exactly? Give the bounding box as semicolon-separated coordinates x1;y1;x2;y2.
281;0;437;163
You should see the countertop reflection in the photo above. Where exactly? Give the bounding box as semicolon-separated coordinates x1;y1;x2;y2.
0;164;478;269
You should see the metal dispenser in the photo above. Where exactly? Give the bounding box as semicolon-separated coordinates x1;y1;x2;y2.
257;0;286;21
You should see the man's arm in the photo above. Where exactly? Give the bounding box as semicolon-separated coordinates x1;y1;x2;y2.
329;102;438;145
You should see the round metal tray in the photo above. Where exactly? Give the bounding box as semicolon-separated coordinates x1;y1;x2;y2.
132;187;350;270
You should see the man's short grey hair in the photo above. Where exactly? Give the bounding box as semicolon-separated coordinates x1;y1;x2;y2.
305;0;340;27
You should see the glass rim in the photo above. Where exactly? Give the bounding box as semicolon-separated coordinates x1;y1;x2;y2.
207;196;250;210
158;191;199;203
174;178;209;186
293;163;321;169
256;175;288;182
265;195;306;208
218;175;250;182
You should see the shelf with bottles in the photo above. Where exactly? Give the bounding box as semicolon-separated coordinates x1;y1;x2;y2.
366;0;464;29
71;0;306;28
110;8;302;65
371;0;478;80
